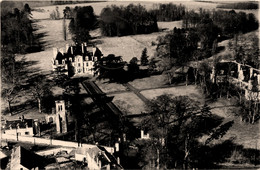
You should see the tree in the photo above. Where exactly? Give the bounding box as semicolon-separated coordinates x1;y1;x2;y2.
128;57;139;74
27;75;52;113
95;54;126;81
141;48;149;66
138;94;233;169
1;3;34;54
99;4;158;36
198;61;212;95
69;6;97;44
1;52;27;115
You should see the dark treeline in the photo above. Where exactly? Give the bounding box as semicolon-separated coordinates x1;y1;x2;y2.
51;0;104;5
217;2;258;10
150;3;186;21
100;4;158;36
68;6;97;44
1;3;34;54
183;9;258;39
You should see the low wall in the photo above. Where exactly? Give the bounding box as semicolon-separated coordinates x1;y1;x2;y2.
1;134;114;153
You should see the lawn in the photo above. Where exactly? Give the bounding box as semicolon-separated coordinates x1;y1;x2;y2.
208;98;260;149
110;92;146;115
141;85;205;103
95;79;128;93
129;74;167;89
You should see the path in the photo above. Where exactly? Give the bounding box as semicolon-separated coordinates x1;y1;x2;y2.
123;83;151;105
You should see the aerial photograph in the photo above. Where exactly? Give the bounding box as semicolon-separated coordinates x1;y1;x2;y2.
0;0;259;169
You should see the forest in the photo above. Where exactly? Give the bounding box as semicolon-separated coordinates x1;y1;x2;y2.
150;3;186;21
183;9;258;39
217;2;258;10
99;4;158;36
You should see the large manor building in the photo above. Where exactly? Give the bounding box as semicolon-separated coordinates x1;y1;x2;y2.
52;43;103;76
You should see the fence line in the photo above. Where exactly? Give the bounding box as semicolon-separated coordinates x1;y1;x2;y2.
1;134;114;153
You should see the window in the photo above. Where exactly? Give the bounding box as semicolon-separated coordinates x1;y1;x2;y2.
86;62;88;67
25;132;29;135
58;105;63;111
78;63;80;67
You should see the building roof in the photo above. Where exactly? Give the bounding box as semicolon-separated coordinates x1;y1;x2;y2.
0;150;7;159
55;45;102;63
11;146;45;169
2;119;33;130
74;146;122;169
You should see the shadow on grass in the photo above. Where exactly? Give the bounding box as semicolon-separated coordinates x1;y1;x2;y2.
193;138;260;168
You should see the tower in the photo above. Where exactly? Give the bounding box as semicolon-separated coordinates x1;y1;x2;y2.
55;100;67;133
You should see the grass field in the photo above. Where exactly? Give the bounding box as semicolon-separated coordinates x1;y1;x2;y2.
141;85;205;102
110;92;146;115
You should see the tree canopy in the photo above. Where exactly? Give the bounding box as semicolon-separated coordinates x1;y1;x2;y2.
1;3;33;54
69;6;97;44
100;4;158;36
137;94;233;169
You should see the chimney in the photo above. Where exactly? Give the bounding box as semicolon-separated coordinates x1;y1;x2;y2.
98;47;102;54
81;43;84;54
65;44;69;53
59;48;64;54
71;46;73;54
92;47;96;56
117;157;120;165
53;48;58;58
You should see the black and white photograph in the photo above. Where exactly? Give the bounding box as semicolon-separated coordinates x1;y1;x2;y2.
0;0;259;169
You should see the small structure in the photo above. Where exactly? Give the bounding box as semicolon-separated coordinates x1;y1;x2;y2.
55;100;68;133
52;43;103;76
44;100;68;134
10;146;45;169
72;146;122;170
1;116;39;136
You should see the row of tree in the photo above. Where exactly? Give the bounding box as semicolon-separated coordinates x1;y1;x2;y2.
150;3;186;21
100;4;158;36
1;4;33;54
183;9;258;38
217;2;258;10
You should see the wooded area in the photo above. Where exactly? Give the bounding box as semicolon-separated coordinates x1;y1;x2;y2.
99;4;158;36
